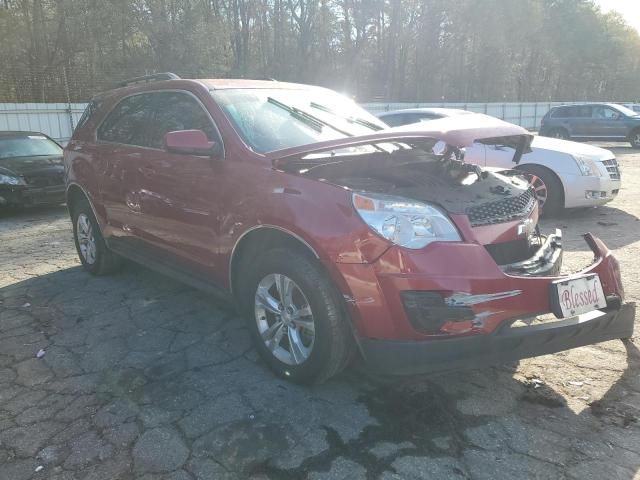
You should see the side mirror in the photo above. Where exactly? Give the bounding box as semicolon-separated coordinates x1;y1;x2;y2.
164;130;219;157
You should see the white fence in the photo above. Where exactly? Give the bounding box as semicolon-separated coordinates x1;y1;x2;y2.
0;101;627;144
0;103;87;145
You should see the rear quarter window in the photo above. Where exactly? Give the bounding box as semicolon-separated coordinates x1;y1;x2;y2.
75;100;101;133
550;106;569;118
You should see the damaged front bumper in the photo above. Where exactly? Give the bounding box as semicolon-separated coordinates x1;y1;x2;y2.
359;302;635;375
501;229;563;276
334;230;634;375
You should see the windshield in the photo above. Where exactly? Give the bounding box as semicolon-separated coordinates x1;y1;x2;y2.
0;135;62;159
611;104;639;117
211;88;387;153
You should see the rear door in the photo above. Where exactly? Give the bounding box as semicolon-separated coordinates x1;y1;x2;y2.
97;93;156;241
568;105;592;137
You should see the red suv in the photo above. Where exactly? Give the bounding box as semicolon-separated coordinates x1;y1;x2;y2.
64;73;634;382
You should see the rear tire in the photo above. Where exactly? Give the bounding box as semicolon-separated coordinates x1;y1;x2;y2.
517;165;564;216
71;198;121;275
241;248;354;383
629;129;640;149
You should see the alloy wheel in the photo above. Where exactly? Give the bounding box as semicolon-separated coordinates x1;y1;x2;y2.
528;174;548;211
254;273;315;366
76;213;97;265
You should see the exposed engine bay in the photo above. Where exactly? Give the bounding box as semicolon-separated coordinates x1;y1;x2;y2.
279;145;536;224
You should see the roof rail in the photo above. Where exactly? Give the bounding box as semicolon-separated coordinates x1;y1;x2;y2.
118;72;180;88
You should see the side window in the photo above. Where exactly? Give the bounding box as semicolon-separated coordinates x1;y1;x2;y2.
593;106;618;120
415;113;438;122
575;105;592;118
378;113;406;127
97;95;155;146
75;100;101;132
551;106;568;118
147;92;218;149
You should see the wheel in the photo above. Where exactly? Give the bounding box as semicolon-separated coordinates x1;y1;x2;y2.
629;129;640;148
71;198;121;275
518;165;563;216
547;128;570;140
242;248;354;383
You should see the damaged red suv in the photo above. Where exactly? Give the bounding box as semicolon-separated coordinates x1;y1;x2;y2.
65;73;634;382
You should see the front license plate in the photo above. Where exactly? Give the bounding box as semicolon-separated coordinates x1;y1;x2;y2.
551;274;606;318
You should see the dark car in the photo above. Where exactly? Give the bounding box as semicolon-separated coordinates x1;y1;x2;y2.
540;103;640;148
0;131;66;207
64;73;634;383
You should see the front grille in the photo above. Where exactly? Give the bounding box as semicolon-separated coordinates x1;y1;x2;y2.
485;238;531;265
466;189;536;226
601;159;620;180
23;173;64;187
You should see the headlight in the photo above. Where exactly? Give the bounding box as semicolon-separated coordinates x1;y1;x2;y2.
0;174;25;185
352;192;461;249
573;155;601;177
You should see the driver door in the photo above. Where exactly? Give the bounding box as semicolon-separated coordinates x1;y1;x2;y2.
590;106;627;138
133;90;225;274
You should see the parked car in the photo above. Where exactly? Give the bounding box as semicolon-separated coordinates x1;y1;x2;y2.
0;131;65;208
377;108;621;214
64;74;634;382
540;103;640;148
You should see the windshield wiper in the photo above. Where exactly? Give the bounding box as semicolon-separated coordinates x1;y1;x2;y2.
309;102;384;131
267;97;354;137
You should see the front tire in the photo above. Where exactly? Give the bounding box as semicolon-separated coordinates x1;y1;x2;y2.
629;129;640;149
241;249;353;383
71;198;121;275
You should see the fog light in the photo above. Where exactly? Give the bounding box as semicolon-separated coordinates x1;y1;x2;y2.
585;191;606;199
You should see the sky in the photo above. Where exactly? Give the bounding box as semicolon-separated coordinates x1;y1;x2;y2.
594;0;640;33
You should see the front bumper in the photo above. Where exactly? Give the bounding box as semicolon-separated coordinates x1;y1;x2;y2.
0;185;65;207
563;173;621;208
359;302;635;375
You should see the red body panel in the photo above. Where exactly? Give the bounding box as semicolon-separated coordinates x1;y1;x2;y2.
64;78;627;347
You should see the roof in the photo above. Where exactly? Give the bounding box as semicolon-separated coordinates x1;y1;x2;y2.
551;103;623;108
197;79;319;90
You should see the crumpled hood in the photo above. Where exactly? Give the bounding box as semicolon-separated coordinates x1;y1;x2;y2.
530;136;614;161
0;155;63;176
271;117;533;167
387;113;532;146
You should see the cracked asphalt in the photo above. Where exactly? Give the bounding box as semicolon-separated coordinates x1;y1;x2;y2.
1;144;639;480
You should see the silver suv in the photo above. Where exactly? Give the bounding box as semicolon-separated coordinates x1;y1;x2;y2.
540;103;640;148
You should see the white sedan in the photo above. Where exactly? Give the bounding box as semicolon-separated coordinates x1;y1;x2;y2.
377;108;621;214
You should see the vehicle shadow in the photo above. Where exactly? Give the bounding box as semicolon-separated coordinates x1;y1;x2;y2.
1;263;638;478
